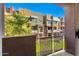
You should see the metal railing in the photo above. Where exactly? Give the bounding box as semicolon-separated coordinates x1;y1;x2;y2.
36;36;64;56
2;35;64;56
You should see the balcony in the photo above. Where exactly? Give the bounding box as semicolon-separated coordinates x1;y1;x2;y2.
1;3;77;56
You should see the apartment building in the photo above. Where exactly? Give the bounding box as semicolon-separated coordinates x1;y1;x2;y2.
53;17;63;36
4;7;64;37
29;12;44;38
43;14;53;37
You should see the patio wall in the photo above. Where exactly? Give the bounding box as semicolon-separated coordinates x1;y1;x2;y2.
2;35;36;56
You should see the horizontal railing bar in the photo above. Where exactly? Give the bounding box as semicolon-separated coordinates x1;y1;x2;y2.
2;35;36;38
37;36;64;39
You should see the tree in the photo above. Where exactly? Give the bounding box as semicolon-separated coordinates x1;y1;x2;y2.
4;12;32;36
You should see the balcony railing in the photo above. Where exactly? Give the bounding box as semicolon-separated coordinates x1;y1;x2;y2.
2;35;64;56
36;36;64;56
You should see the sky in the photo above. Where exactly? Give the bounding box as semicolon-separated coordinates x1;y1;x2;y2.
4;3;64;17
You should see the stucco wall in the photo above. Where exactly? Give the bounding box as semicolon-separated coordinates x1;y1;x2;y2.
0;4;3;56
63;4;75;55
75;4;79;56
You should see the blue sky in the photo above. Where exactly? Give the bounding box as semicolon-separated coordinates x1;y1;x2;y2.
4;3;64;17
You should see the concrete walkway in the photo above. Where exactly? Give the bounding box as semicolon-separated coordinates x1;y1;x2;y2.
48;50;73;56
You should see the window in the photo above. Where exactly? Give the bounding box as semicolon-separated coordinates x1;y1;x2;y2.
32;26;37;30
48;27;52;30
47;20;52;26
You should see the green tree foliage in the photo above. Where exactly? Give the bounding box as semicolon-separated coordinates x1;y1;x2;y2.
4;13;32;36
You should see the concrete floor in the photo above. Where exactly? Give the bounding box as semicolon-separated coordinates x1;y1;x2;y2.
48;50;73;56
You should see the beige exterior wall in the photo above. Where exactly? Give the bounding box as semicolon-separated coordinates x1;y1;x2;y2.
46;14;52;20
56;4;76;55
75;4;79;56
64;4;75;55
0;4;3;56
